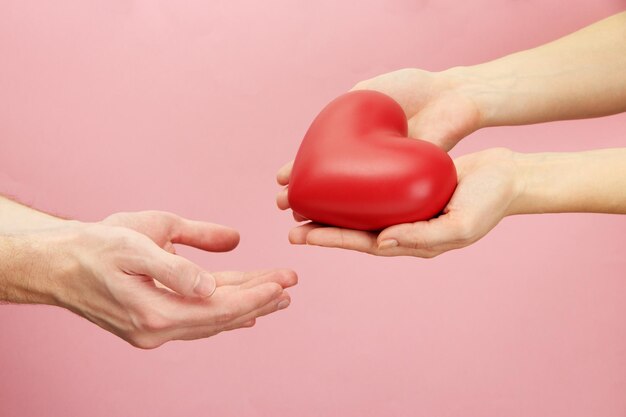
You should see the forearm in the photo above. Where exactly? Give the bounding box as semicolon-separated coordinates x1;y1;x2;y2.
0;196;75;304
446;11;626;127
0;196;66;233
0;233;60;305
0;196;68;303
509;148;626;215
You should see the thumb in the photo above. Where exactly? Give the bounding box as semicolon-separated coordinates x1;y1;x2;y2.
276;161;293;186
406;95;480;152
377;216;462;251
407;114;460;152
139;244;217;298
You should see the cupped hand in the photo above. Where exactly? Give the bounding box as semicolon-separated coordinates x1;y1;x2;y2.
282;148;521;258
350;68;482;151
40;211;297;348
276;68;483;216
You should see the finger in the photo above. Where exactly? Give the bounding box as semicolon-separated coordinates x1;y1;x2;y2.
170;216;240;252
276;187;290;210
238;269;298;290
276;161;293;186
172;315;257;342
131;242;217;297
406;98;478;151
407;120;456;152
305;227;380;254
275;186;307;220
163;241;176;254
288;222;324;244
241;319;256;328
303;227;439;257
222;292;291;330
167;282;284;327
293;211;307;222
168;286;290;341
288;222;443;257
211;269;274;286
377;215;464;251
212;269;298;289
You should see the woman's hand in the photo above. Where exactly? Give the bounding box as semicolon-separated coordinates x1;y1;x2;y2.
279;147;626;257
282;148;520;258
276;68;483;222
349;68;483;151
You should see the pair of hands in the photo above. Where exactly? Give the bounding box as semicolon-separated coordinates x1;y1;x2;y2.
37;211;296;349
14;13;623;348
26;69;500;349
38;69;503;349
276;69;521;257
11;68;620;349
276;12;626;257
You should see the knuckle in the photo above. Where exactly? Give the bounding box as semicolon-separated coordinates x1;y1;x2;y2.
117;232;137;248
132;308;171;333
112;229;149;251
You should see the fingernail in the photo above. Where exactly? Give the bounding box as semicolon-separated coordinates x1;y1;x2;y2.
378;239;399;250
277;299;290;310
194;272;216;297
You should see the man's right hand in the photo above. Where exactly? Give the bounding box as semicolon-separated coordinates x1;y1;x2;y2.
2;211;297;349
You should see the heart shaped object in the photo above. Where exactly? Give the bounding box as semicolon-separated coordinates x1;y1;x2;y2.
288;90;457;231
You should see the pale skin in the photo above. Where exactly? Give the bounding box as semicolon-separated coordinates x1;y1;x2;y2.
276;11;626;257
0;198;297;348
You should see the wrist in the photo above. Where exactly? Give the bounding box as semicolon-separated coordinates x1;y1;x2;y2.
0;196;69;233
440;64;510;129
507;152;535;216
0;223;82;306
507;149;626;215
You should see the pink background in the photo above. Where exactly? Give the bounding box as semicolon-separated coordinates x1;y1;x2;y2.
1;1;626;416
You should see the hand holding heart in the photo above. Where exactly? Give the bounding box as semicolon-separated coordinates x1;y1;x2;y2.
287;90;457;230
278;63;626;257
276;71;514;257
349;68;483;151
277;68;482;215
279;148;521;257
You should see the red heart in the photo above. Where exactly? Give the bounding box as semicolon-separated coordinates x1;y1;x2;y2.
288;91;457;231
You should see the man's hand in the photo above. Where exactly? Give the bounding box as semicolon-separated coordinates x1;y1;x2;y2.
101;210;242;258
1;211;297;349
